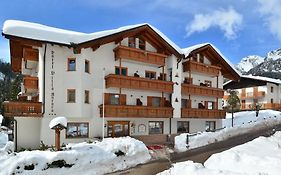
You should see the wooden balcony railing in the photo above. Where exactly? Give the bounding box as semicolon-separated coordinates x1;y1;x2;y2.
263;103;281;109
3;101;42;117
23;76;38;90
99;105;173;118
181;83;224;97
105;74;174;93
241;91;266;99
181;108;226;119
182;60;221;76
113;45;167;66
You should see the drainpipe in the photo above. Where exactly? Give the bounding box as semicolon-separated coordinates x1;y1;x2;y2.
42;44;47;114
13;119;17;151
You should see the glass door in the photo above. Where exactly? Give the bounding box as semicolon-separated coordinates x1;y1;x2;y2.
107;121;129;137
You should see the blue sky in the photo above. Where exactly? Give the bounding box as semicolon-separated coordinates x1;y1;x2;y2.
0;0;281;64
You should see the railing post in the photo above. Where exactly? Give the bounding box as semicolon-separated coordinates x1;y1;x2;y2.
186;134;189;145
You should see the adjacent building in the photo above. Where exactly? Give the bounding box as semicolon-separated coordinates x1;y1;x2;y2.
224;75;281;110
2;20;240;149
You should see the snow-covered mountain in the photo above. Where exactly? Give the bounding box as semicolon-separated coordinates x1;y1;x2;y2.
235;55;264;73
235;48;281;79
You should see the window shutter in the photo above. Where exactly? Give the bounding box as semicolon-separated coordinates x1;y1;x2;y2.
120;94;126;105
104;93;110;105
204;101;208;109
147;96;152;106
187;99;192;108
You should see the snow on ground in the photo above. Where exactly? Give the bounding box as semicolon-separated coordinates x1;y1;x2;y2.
0;114;3;125
223;109;281;127
0;137;151;175
0;132;8;148
160;131;281;175
175;110;281;152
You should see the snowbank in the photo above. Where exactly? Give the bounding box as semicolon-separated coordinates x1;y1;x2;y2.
160;132;281;175
49;116;67;129
175;110;281;152
0;132;8;148
0;137;151;175
0;114;3;125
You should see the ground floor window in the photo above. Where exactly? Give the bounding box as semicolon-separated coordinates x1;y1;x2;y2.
66;122;89;138
205;121;216;132
177;121;189;133
149;121;163;134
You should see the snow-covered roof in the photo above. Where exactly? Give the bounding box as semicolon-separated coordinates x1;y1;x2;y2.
182;43;242;77
3;20;183;54
241;75;281;85
49;116;67;129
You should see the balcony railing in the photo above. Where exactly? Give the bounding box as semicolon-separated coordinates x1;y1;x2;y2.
113;45;167;66
263;103;281;109
3;101;42;117
181;83;224;97
99;105;173;118
105;74;174;93
240;91;266;99
23;76;38;90
182;60;221;76
181;108;226;119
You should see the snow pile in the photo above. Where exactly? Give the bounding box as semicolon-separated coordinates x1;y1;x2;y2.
49;116;67;129
0;137;151;175
160;132;281;175
0;114;3;125
224;109;281;127
175;110;281;152
158;161;242;175
0;132;8;148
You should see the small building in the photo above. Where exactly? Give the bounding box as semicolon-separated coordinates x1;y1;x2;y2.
224;75;281;110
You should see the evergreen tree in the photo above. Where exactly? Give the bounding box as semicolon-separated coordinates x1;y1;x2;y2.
226;90;241;127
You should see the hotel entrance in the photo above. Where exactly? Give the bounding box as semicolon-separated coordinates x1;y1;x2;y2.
107;121;130;137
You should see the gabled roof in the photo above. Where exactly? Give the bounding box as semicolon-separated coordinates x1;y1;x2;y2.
2;20;183;57
224;75;281;90
182;43;241;81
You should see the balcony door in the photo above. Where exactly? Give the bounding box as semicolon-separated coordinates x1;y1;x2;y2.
107;121;130;137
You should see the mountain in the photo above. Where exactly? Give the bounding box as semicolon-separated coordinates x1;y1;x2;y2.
235;55;264;73
235;48;281;79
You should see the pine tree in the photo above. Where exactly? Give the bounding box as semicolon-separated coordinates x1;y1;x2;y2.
227;90;241;127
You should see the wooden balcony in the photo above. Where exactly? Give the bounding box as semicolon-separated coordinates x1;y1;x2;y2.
181;108;226;119
241;91;266;99
182;60;221;76
23;76;38;90
3;101;42;117
113;45;167;66
105;74;174;93
181;83;224;98
263;103;281;109
99;105;173;118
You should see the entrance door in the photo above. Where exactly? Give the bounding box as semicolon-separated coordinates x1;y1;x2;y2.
107;121;130;137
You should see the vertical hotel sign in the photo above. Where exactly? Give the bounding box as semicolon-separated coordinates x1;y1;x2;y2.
49;50;56;116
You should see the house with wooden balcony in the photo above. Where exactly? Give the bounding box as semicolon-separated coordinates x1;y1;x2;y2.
180;43;240;130
2;20;240;149
224;75;281;110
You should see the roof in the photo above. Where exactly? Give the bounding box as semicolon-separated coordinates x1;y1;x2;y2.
2;20;183;55
224;75;281;90
182;43;241;81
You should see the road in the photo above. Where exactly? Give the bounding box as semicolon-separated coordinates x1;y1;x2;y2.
109;123;281;175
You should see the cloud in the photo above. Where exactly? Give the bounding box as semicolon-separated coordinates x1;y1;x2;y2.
258;0;281;41
185;7;243;40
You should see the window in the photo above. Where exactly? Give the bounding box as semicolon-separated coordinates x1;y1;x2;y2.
181;99;187;108
271;86;274;93
271;98;274;103
207;101;214;110
110;94;120;105
199;54;204;63
145;71;156;79
128;37;136;48
67;89;76;103
205;80;212;87
152;97;161;107
85;60;90;73
149;121;163;134
177;121;189;133
205;121;216;132
139;38;146;50
66;122;89;138
68;58;76;71
115;66;127;76
84;90;90;104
